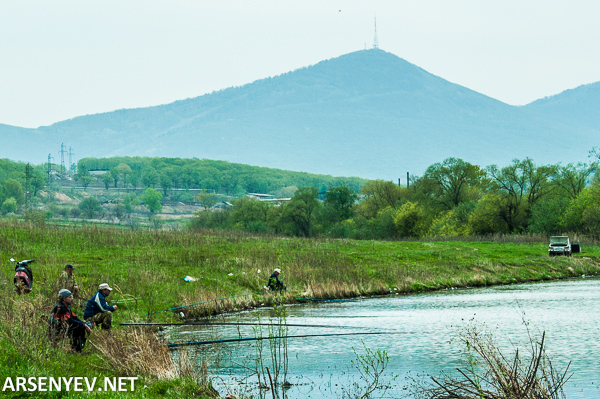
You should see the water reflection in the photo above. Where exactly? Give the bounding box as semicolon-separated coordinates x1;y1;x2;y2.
167;277;600;398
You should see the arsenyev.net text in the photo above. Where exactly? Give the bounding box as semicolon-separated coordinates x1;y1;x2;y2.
3;377;138;392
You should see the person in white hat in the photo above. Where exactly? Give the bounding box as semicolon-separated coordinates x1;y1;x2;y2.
267;268;286;291
83;283;118;330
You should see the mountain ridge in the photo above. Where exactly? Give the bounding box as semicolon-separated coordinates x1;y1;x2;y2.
523;81;600;130
2;49;598;179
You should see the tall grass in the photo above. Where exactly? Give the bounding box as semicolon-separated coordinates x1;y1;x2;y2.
90;327;197;380
0;219;597;397
0;288;218;398
2;219;599;320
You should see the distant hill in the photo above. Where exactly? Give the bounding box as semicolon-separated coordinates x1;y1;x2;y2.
1;49;598;180
523;81;600;131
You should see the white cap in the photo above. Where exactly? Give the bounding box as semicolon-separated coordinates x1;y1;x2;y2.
274;268;281;273
99;283;112;291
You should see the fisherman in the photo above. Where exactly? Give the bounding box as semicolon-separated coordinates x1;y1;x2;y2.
49;289;91;352
267;268;286;291
58;264;80;297
13;259;34;294
84;283;117;330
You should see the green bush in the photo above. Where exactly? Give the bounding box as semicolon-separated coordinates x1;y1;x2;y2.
1;197;17;214
79;197;102;219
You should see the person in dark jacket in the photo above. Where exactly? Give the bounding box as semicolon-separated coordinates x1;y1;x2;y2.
50;289;91;352
84;283;117;330
267;268;286;291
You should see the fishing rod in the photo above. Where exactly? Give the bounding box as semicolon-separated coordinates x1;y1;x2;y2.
168;331;411;348
296;298;360;302
121;321;359;328
146;291;264;316
147;292;362;316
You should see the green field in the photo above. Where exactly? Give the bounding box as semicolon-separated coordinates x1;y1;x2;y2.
1;220;598;398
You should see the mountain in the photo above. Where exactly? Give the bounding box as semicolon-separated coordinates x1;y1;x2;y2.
1;49;598;180
523;81;600;131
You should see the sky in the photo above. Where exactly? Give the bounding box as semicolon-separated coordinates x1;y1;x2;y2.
1;0;599;129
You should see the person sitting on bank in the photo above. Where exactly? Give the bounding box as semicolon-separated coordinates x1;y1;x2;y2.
49;289;91;352
83;283;117;330
267;268;286;291
58;264;80;297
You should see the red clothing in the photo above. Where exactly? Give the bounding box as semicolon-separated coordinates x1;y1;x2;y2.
51;302;85;328
50;302;87;352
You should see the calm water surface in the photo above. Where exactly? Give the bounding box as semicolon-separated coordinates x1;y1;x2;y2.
168;277;600;398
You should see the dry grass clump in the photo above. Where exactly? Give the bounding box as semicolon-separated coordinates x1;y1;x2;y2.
179;290;293;319
90;327;200;380
0;290;54;354
303;280;387;298
412;324;571;399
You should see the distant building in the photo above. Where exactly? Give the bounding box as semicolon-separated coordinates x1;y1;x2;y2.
246;193;290;205
88;169;109;176
246;193;274;199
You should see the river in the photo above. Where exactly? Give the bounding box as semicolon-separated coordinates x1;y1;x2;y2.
167;277;600;398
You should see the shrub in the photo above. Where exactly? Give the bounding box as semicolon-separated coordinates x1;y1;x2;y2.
79;197;102;219
70;207;82;218
1;197;17;214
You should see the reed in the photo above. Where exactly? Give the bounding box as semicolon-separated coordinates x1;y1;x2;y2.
250;305;289;399
90;327;196;380
411;323;571;399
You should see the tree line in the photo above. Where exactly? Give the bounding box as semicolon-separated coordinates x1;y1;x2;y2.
2;153;600;239
0;159;45;215
189;155;600;239
75;157;366;197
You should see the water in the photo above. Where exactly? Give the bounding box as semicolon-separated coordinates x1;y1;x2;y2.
167;277;600;398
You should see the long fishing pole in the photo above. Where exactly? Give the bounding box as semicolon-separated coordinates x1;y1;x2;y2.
146;291;264;316
168;331;412;348
296;298;360;302
121;321;360;328
147;292;362;316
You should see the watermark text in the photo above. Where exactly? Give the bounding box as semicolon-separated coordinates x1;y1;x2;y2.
2;377;138;392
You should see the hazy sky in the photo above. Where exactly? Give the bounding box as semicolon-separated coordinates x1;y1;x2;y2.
2;0;599;128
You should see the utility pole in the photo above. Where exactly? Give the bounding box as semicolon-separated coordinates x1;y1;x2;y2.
60;143;67;173
406;172;410;188
47;153;54;185
25;163;31;210
68;146;75;174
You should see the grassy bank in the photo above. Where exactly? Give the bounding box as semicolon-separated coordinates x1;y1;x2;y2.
1;220;599;397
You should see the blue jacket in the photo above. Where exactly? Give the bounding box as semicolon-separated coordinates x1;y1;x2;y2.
267;273;284;291
84;291;115;319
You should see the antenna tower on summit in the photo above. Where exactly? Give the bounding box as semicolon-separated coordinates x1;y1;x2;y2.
373;16;379;49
